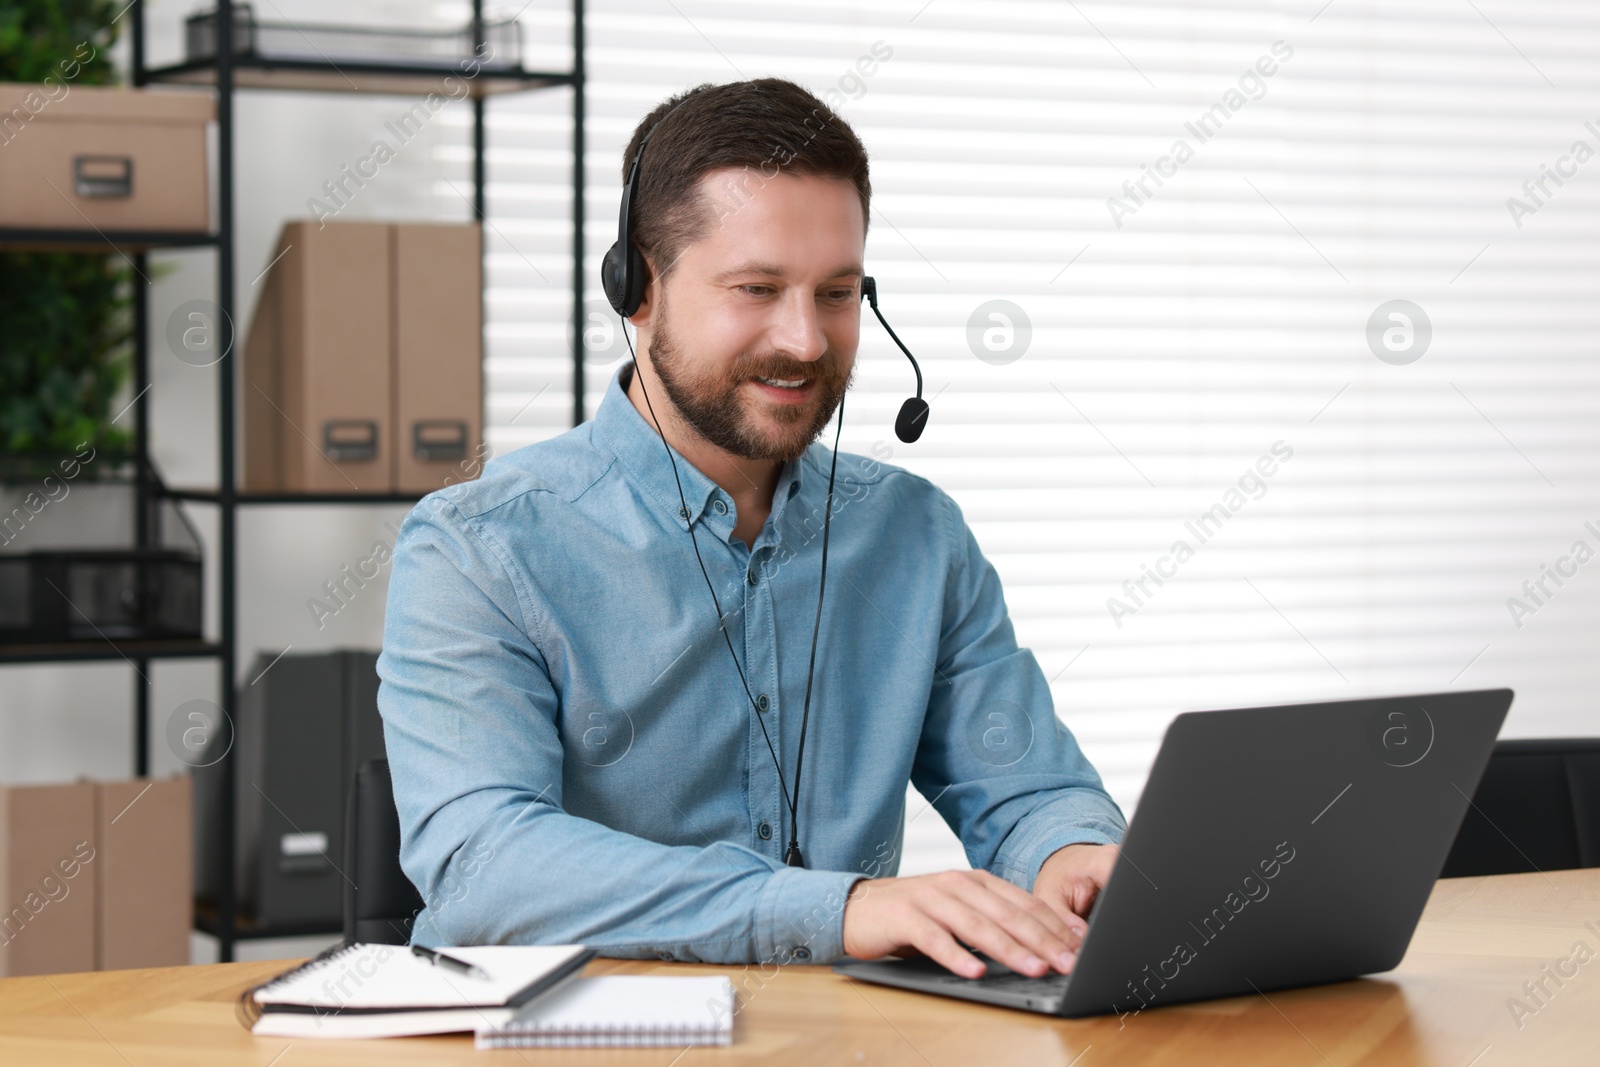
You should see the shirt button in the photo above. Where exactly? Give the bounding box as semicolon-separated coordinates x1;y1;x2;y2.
747;569;758;586
792;946;812;962
657;950;673;960
757;821;772;840
677;505;690;520
713;499;728;515
756;693;769;712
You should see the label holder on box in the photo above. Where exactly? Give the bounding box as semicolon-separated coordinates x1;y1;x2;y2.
323;420;379;462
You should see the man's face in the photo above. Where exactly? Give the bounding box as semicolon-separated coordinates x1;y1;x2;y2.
639;168;865;463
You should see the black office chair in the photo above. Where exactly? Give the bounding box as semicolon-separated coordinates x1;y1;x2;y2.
343;757;426;944
1441;739;1600;877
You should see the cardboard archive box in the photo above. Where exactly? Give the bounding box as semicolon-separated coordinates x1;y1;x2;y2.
244;220;482;494
244;220;393;493
0;781;96;977
0;83;212;232
96;776;191;970
393;223;484;494
0;777;193;977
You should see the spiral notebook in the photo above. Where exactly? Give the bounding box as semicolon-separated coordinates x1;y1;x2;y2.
475;975;736;1048
239;942;595;1039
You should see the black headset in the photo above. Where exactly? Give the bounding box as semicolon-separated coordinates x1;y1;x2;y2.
602;96;931;867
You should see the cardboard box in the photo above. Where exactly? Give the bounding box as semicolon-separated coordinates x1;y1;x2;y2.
244;221;394;493
0;781;97;977
95;776;191;970
393;223;483;494
244;220;483;494
0;83;212;232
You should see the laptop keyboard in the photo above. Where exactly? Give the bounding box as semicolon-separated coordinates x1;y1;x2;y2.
925;960;1072;994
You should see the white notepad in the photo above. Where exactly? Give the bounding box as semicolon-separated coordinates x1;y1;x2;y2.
243;943;594;1039
475;975;736;1048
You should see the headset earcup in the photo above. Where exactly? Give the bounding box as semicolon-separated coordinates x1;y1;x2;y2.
623;243;650;317
601;240;652;318
601;241;629;315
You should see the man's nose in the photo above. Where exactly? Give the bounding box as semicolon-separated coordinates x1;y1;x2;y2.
770;291;827;363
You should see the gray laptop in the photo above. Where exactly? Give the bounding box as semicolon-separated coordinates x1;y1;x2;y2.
834;688;1512;1017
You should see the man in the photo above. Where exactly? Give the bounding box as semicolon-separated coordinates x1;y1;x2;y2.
378;77;1125;982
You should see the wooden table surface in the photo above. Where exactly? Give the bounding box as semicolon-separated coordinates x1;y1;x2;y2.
1;868;1596;1066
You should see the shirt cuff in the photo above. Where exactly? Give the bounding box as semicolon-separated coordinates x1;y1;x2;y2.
992;800;1126;893
754;866;866;965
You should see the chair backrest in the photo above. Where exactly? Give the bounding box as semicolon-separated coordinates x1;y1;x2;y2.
1442;738;1600;877
343;757;426;944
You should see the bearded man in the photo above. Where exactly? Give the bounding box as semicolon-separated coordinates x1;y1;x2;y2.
378;76;1125;981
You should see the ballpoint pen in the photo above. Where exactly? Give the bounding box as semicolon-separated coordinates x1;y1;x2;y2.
411;944;493;981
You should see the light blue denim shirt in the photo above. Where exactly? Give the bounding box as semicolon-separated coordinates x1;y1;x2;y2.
377;365;1125;965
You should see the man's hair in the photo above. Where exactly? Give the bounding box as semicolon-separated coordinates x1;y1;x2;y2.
621;77;871;283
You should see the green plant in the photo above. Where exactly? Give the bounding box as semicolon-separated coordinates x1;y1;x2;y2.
0;0;131;481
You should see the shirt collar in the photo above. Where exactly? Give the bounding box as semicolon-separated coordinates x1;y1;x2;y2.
595;364;806;541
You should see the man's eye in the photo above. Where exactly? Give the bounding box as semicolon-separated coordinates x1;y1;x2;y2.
825;289;855;301
740;285;773;296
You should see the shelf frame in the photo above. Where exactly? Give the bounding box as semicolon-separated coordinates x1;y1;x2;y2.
142;55;575;97
3;0;585;962
0;0;584;964
192;902;344;942
0;229;217;252
0;640;223;666
161;488;425;506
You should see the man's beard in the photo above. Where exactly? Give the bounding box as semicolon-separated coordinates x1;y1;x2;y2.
646;293;853;463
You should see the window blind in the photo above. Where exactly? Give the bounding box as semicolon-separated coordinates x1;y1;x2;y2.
476;0;1600;867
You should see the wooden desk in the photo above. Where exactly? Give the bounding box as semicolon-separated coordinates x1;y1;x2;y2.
1;869;1595;1065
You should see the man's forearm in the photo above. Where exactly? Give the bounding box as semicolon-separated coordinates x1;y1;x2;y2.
393;767;863;964
377;506;862;965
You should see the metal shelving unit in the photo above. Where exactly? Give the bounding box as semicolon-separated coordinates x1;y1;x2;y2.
0;229;219;250
0;0;586;961
0;639;224;665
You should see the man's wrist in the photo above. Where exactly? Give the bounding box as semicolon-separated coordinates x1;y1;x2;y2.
1039;841;1102;874
995;825;1122;893
755;866;864;964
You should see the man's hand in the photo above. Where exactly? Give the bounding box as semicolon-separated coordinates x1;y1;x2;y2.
841;869;1085;980
1033;842;1118;927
